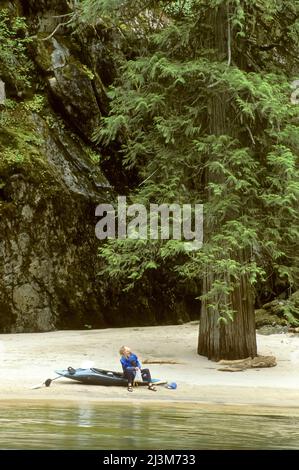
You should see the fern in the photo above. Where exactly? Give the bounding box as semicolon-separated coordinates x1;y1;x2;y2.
81;0;299;315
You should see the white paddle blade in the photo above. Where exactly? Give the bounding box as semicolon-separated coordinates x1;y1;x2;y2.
151;380;168;385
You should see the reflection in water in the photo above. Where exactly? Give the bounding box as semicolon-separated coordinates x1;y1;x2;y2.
0;402;298;450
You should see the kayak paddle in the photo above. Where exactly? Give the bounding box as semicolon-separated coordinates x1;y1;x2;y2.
30;375;62;390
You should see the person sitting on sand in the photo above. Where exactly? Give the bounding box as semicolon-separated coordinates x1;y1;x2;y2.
119;346;157;392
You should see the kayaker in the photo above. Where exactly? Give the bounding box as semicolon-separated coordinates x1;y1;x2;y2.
119;346;157;392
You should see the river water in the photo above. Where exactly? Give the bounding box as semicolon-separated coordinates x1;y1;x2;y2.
0;402;298;449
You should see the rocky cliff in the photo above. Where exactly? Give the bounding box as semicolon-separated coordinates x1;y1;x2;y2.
0;0;197;332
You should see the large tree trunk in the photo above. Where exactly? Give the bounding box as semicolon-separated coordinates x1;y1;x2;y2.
198;255;257;361
197;5;257;361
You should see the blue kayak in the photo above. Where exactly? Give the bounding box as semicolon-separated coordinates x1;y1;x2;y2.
55;367;161;386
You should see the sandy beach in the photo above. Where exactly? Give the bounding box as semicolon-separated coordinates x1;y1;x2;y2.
1;322;299;407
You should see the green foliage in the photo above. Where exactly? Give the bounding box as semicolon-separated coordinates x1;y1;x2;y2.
81;64;95;80
2;99;17;110
1;148;25;165
86;148;101;164
23;95;46;113
98;238;159;291
281;298;299;326
76;0;153;39
84;1;299;317
0;9;33;90
0;102;44;175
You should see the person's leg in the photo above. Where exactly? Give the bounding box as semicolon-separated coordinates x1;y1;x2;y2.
141;368;156;391
141;368;151;382
124;369;135;391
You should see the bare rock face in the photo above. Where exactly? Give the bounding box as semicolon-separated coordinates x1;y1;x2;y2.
0;111;111;333
21;0;70;15
0;0;114;332
33;32;108;143
49;61;102;142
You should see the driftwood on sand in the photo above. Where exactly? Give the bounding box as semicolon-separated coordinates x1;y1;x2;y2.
143;359;182;364
217;355;277;372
